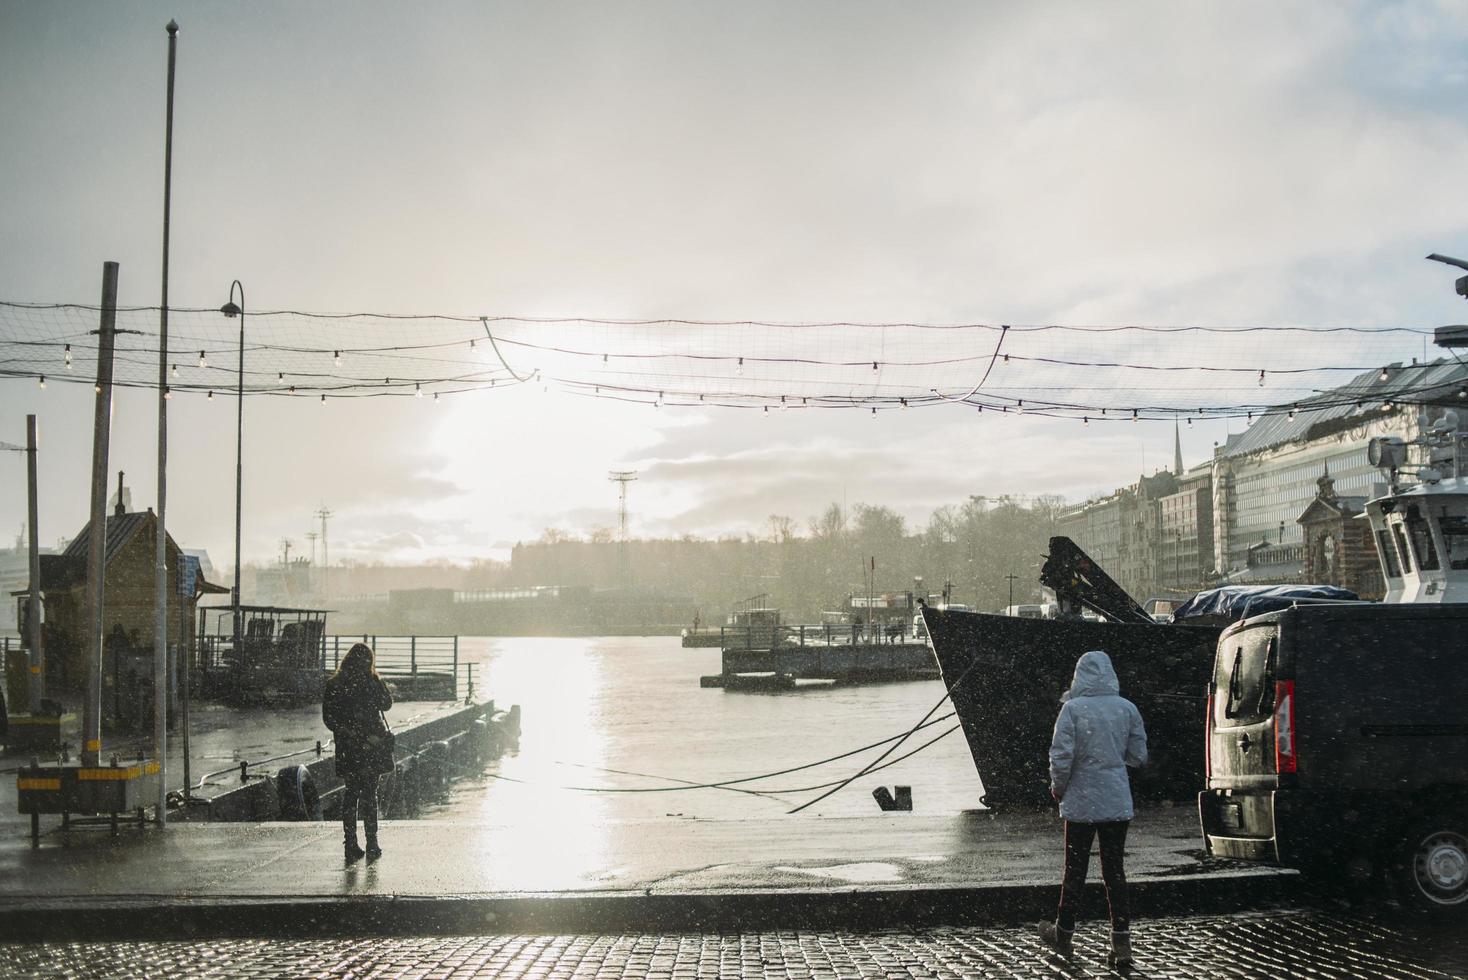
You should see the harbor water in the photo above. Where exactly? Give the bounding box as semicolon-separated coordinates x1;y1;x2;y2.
427;635;987;823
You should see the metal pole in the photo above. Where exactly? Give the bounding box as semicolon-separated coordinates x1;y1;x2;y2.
180;587;190;801
230;281;244;655
83;261;119;768
25;414;42;712
155;18;179;826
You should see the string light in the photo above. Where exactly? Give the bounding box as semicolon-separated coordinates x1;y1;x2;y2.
333;350;341;367
64;344;72;369
736;357;744;376
1132;409;1139;422
38;375;45;389
433;391;439;402
1288;405;1297;420
415;382;423;398
288;386;296;395
871;407;877;417
1083;416;1089;426
197;350;206;369
1379;367;1390;382
1458;388;1466;400
320;394;325;403
1384;399;1394;410
171;363;178;379
1257;369;1265;386
278;372;284;382
1016;400;1024;414
94;383;101;393
208;390;214;400
1186;417;1192;425
900;398;908;409
163;386;171;400
872;361;878;372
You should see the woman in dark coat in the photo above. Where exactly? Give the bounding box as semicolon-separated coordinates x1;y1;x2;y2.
322;643;393;862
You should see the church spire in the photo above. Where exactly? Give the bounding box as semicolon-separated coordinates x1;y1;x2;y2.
1173;420;1184;476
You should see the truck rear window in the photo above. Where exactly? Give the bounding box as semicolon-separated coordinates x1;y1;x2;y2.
1215;631;1276;724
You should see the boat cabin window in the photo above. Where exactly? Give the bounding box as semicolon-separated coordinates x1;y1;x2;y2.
1393;524;1415;573
1406;506;1441;572
1440;514;1468;571
1376;529;1402;579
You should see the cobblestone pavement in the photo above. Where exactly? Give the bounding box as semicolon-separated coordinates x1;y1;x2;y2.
4;907;1467;979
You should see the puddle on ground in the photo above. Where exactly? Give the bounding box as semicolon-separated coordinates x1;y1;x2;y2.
774;862;906;883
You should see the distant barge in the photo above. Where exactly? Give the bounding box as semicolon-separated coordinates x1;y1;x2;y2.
696;595;937;687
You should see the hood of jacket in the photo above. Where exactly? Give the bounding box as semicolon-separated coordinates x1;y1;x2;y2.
1062;650;1120;701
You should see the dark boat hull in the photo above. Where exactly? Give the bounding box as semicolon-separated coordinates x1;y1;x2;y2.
921;607;1221;808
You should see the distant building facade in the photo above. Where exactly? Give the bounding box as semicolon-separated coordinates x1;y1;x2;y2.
1057;359;1468;601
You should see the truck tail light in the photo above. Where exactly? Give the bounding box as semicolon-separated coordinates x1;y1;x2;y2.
1204;687;1214;778
1274;680;1296;774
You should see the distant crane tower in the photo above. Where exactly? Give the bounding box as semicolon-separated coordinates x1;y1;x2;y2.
608;471;637;541
315;504;333;597
609;470;637;586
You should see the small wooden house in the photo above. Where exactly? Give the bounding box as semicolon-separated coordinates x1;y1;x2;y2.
32;495;226;725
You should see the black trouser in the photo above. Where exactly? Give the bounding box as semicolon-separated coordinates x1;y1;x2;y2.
341;773;380;843
1057;819;1130;932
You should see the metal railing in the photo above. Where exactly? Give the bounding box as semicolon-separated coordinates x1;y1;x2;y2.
325;635;466;699
719;622;922;651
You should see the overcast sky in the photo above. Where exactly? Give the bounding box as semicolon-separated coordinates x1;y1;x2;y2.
2;1;1467;568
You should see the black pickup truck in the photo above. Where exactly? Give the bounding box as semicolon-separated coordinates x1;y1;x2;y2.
1198;603;1468;912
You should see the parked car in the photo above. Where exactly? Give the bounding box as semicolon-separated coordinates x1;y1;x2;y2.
1198;602;1468;912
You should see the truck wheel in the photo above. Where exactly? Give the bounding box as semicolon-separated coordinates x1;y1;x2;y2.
1395;820;1468;912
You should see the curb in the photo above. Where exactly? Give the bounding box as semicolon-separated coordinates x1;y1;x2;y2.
0;872;1299;941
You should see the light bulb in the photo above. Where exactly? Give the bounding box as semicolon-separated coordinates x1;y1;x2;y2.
1288;405;1297;420
333;350;341;367
319;394;325;404
1257;370;1265;387
1132;409;1139;423
198;350;207;369
278;372;284;382
1016;400;1024;414
38;375;45;389
1083;416;1089;426
871;407;877;418
1187;417;1192;426
872;361;879;372
171;363;178;379
164;386;171;400
415;383;423;398
1379;367;1389;382
736;357;744;376
208;390;214;400
64;344;72;369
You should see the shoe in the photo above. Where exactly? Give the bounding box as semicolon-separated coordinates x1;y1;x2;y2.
344;840;365;863
1107;930;1133;970
365;841;382;861
1036;921;1073;958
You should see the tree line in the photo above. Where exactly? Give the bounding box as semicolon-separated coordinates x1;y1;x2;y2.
508;495;1068;622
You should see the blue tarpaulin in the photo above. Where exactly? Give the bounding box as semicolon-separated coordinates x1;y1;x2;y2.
1172;584;1360;622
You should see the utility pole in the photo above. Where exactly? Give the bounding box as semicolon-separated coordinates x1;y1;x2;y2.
1005;572;1019;612
154;19;179;826
24;417;42;711
83;261;120;768
306;530;318;593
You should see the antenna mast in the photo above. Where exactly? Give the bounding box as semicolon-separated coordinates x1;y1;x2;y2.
608;470;637;585
315;505;333;596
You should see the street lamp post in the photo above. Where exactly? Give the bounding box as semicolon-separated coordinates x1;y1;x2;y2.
221;282;244;651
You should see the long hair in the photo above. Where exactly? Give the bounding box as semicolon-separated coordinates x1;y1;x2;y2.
332;642;377;682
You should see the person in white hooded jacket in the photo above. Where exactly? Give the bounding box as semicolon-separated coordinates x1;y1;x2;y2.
1036;650;1147;968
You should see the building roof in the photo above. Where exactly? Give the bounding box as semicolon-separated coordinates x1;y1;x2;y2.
1221;359;1468;460
63;511;159;564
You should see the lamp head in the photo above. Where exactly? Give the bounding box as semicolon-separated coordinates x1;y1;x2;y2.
220;301;241;317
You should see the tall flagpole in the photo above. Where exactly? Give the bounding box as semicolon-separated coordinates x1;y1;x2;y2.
154;19;179;826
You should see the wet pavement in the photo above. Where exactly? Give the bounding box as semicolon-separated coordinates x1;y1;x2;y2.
3;906;1467;978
